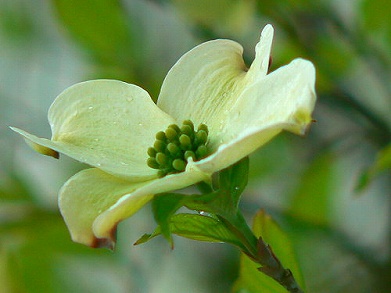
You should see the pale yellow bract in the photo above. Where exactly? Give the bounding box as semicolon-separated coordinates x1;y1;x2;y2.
11;25;316;249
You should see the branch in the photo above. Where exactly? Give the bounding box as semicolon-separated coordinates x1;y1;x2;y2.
256;237;304;293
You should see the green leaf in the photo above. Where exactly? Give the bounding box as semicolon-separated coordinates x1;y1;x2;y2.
133;233;155;245
356;144;391;191
361;0;391;44
182;158;249;220
52;0;134;67
0;172;34;201
151;193;186;246
182;191;219;213
171;0;256;36
233;210;305;293
135;213;246;250
288;152;336;225
0;202;114;293
0;3;37;42
146;158;250;248
218;156;249;209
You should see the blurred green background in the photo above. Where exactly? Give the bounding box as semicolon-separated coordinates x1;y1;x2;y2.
1;0;390;292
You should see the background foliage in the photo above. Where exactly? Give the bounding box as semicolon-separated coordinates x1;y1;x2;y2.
1;0;390;292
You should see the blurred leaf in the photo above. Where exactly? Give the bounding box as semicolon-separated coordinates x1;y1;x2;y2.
171;0;256;36
361;0;391;45
52;0;134;69
0;247;16;292
0;172;33;202
233;210;305;293
288;225;376;293
257;0;323;14
0;3;36;42
249;135;297;180
356;144;391;191
0;173;112;292
314;32;354;77
121;0;199;98
255;0;327;31
0;204;113;293
288;152;336;226
0;209;66;293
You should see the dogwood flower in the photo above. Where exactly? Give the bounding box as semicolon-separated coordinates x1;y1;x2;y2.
11;25;316;249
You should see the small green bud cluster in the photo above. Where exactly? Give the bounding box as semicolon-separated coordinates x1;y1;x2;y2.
147;120;209;177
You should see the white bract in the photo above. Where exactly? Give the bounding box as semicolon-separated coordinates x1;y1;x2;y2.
11;25;316;249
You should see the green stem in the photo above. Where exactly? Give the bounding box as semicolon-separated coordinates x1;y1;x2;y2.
217;213;258;259
220;210;304;293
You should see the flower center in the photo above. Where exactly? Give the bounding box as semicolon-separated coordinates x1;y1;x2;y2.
147;120;209;177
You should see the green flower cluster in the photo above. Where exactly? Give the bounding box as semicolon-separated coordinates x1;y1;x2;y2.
147;120;209;177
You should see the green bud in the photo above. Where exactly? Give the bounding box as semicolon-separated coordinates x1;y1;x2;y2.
155;131;166;141
172;159;186;171
165;127;178;141
181;124;193;136
156;152;168;166
147;157;159;169
168;124;181;133
167;143;180;155
179;134;191;148
196;145;208;159
181;120;194;137
197;124;209;134
147;147;157;157
195;130;208;145
154;140;166;152
183;120;194;130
